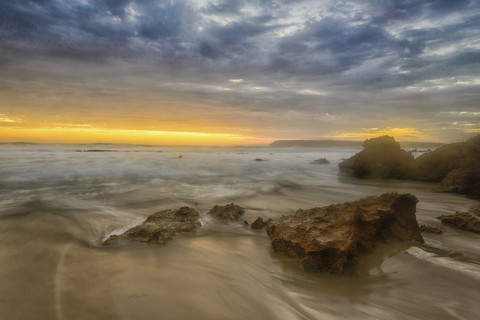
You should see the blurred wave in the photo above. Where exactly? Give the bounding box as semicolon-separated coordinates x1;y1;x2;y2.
0;144;479;319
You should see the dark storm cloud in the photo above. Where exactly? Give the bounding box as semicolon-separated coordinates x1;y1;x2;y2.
368;0;471;24
199;18;281;60
0;0;194;59
2;0;478;77
269;18;395;76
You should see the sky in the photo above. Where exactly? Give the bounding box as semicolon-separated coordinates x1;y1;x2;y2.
0;0;479;145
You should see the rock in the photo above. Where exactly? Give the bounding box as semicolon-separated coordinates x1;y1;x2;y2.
208;203;245;222
266;193;423;274
251;217;266;229
439;166;480;199
437;211;480;234
338;136;414;179
414;134;480;198
413;134;480;183
339;134;480;198
468;203;480;216
104;207;201;245
312;158;330;165
419;224;443;234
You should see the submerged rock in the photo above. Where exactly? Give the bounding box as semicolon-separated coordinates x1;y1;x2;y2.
266;193;423;274
104;207;201;245
208;203;245;222
437;211;480;234
338;136;414;179
312;158;330;165
251;217;266;229
419;224;443;234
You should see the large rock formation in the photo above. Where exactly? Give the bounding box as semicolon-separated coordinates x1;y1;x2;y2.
266;193;423;274
339;134;480;199
338;136;414;179
208;203;245;222
411;134;480;199
413;134;479;182
104;207;201;245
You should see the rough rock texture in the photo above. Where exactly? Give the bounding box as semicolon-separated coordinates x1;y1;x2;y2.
266;193;423;274
437;212;480;234
439;167;480;199
467;203;480;216
338;136;414;179
251;217;266;229
420;224;443;234
208;203;245;222
105;207;201;244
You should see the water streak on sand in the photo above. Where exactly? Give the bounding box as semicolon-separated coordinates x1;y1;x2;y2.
54;243;73;320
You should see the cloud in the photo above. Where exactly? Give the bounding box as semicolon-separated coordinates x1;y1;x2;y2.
0;0;479;142
205;0;245;15
0;114;20;123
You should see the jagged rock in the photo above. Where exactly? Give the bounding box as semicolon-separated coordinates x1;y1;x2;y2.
338;136;414;179
312;158;330;165
208;203;245;222
437;211;480;234
104;207;201;245
251;217;266;229
420;224;443;234
266;193;423;274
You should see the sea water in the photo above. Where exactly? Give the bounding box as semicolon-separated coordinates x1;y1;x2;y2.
0;144;479;319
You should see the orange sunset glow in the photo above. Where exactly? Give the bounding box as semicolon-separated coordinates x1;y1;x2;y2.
0;125;266;146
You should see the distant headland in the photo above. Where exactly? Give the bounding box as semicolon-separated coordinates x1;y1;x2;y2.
269;140;444;148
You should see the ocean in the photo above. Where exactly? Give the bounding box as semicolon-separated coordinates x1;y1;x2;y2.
0;144;479;319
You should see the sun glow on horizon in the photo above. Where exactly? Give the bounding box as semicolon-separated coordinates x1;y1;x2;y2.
0;125;268;146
